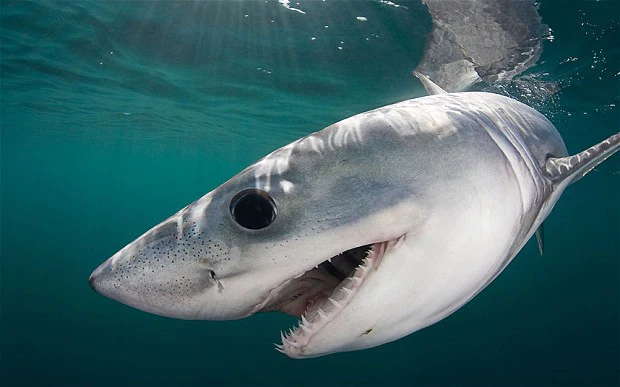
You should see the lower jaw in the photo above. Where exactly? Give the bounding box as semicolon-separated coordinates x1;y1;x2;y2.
276;241;389;356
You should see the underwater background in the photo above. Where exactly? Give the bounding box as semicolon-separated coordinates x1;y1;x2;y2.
1;1;618;386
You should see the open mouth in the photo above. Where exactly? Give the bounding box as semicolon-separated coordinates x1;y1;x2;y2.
253;239;395;357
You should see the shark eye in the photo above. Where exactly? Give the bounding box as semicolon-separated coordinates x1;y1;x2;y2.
229;189;277;230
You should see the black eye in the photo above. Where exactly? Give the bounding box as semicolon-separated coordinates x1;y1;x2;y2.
229;189;277;230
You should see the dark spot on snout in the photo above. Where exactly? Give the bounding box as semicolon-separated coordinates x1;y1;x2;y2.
209;270;224;292
361;328;374;336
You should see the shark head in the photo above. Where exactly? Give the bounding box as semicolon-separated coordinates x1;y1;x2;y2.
90;86;619;359
90;109;428;357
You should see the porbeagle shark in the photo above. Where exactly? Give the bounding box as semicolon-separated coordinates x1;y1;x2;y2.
90;74;619;358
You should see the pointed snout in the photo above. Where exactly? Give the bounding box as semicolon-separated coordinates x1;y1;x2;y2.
88;270;95;290
88;258;110;294
88;241;215;319
88;195;262;321
87;211;245;320
88;255;128;305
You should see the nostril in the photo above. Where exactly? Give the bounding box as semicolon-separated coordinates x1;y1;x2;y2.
89;273;96;290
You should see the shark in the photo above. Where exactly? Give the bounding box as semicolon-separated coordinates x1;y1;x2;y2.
89;73;619;358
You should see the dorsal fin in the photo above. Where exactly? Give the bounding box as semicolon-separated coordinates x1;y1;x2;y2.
545;132;620;186
413;71;447;95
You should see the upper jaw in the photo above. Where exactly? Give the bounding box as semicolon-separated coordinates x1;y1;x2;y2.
250;240;377;316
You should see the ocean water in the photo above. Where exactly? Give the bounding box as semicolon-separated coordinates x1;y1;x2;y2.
1;1;619;386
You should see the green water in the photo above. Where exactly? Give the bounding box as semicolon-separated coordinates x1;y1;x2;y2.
1;1;618;386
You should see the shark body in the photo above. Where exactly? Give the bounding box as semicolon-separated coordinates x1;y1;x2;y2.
90;76;619;358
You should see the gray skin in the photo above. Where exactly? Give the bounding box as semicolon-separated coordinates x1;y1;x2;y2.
90;79;619;358
417;0;548;91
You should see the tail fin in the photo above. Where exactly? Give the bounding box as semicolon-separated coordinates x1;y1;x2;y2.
545;132;620;186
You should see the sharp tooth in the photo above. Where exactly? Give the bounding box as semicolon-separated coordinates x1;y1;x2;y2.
280;331;286;343
301;324;312;334
301;315;310;327
317;308;328;320
340;287;353;295
328;257;332;262
275;345;286;354
328;297;342;308
274;343;284;350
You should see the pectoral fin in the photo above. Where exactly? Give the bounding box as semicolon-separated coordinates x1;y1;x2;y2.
545;132;620;186
535;223;544;256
